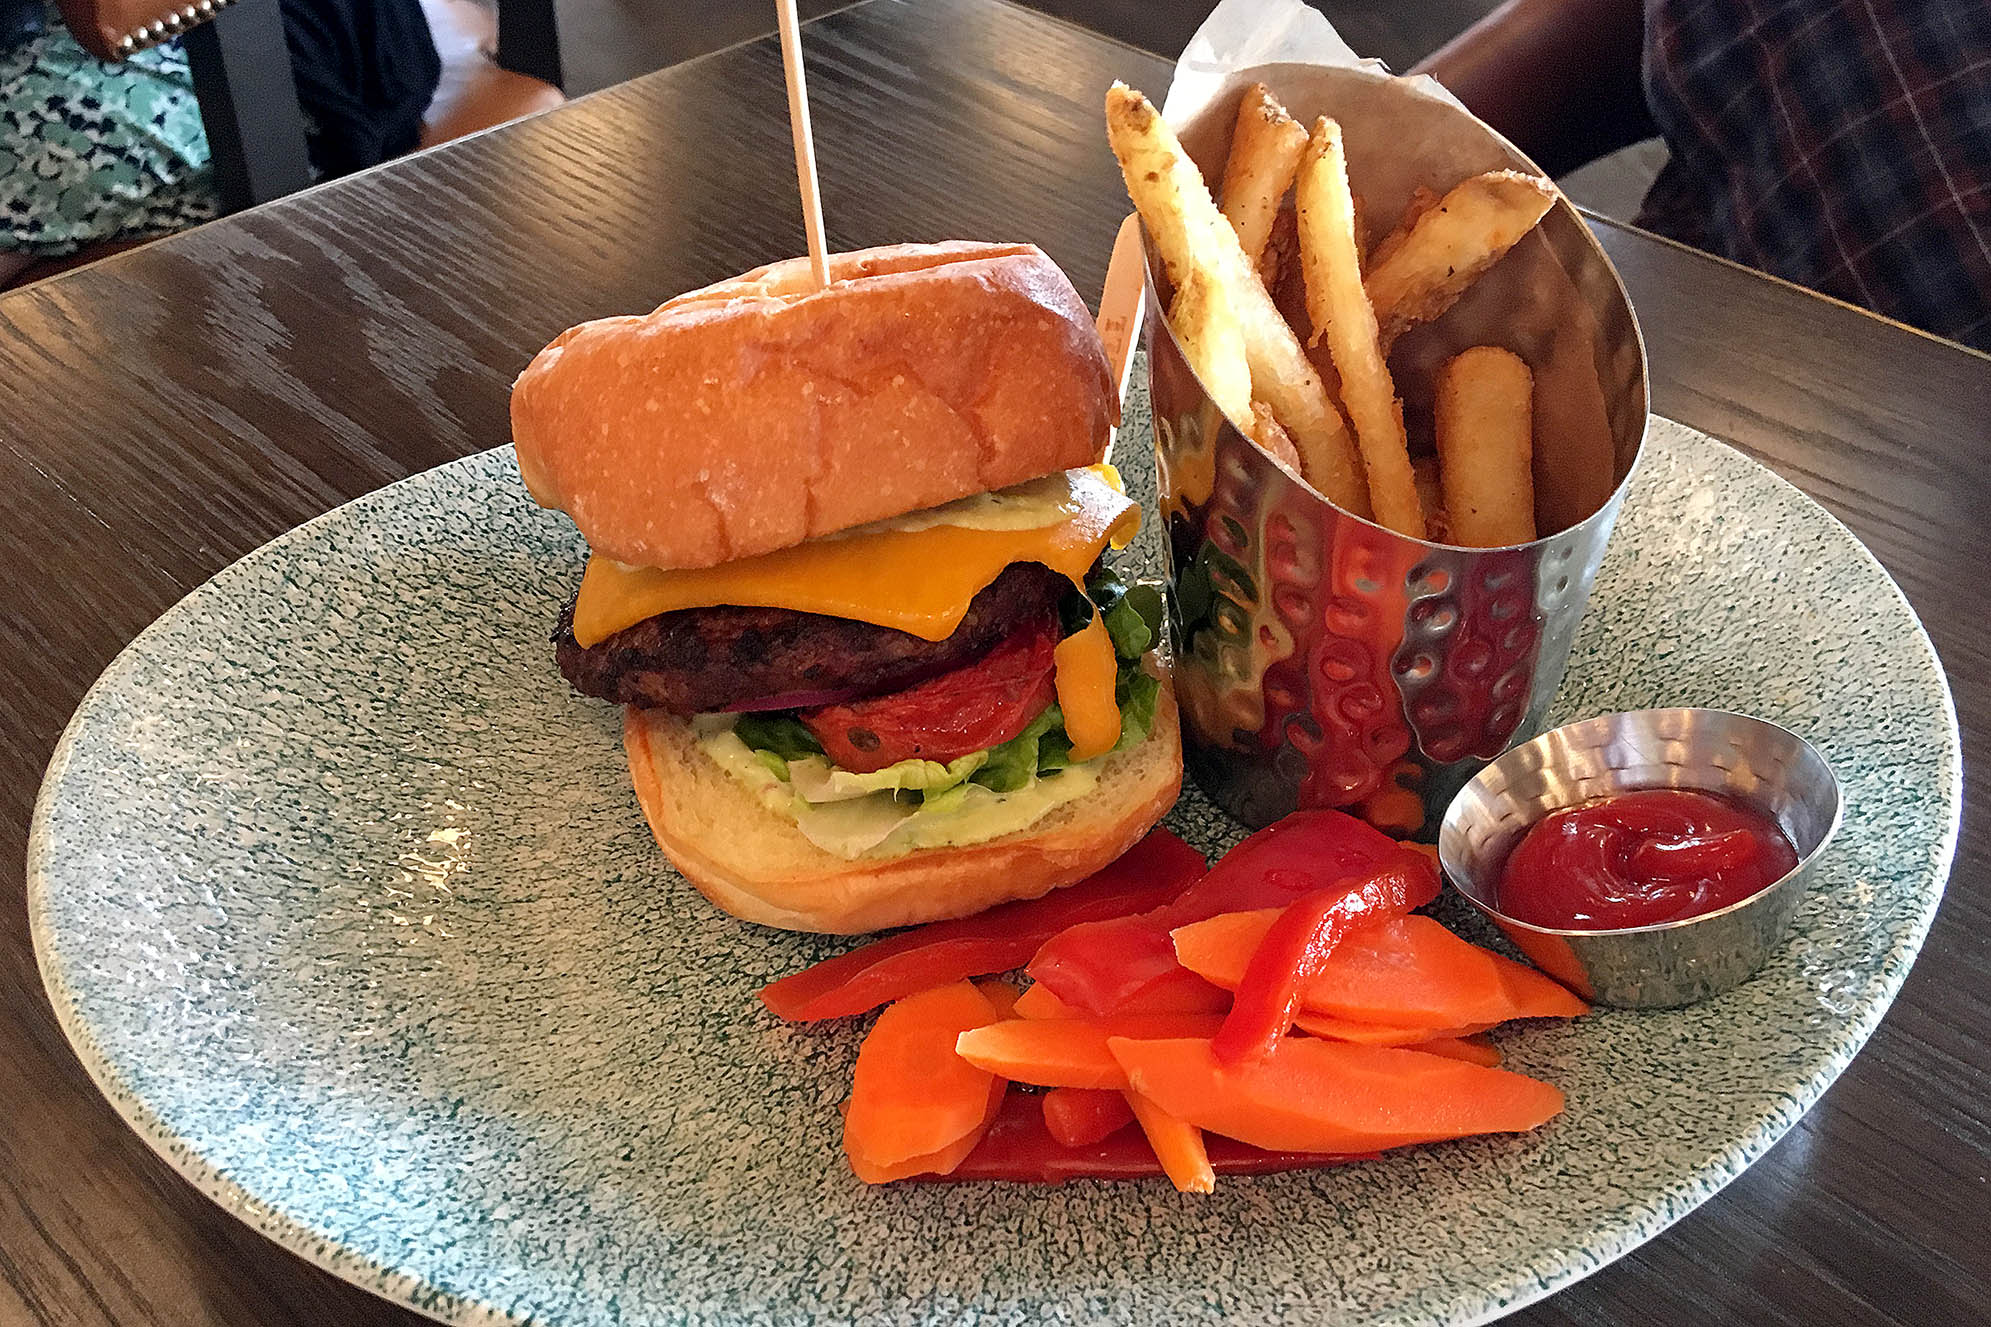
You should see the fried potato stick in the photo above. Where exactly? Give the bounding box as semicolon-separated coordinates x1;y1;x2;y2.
1250;401;1304;470
1170;272;1254;432
1365;171;1556;349
1219;83;1309;269
1105;82;1370;516
1365;185;1441;274
1258;204;1299;300
1435;346;1537;546
1411;455;1452;544
1295;116;1424;537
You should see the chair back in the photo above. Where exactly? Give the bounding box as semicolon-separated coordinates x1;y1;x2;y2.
46;0;561;215
54;0;233;60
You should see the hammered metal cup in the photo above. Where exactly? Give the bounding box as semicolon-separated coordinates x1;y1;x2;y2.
1146;63;1648;833
1437;708;1844;1007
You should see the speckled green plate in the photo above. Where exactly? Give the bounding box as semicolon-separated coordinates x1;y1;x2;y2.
29;412;1957;1326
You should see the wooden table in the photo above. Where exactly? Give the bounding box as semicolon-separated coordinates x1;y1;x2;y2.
1;1;1983;1322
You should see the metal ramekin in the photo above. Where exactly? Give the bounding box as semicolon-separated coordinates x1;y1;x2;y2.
1437;708;1843;1008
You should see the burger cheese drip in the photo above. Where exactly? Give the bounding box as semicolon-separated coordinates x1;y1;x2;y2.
1053;618;1121;761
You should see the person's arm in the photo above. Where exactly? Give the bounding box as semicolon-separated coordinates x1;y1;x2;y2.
1410;0;1654;178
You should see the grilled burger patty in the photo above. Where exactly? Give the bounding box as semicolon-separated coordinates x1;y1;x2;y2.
555;561;1070;714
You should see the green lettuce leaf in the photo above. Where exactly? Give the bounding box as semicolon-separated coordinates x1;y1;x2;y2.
1084;565;1166;662
1104;584;1164;659
972;704;1066;793
1037;725;1074;774
787;749;988;803
1113;668;1161;752
732;713;824;763
919;783;972;817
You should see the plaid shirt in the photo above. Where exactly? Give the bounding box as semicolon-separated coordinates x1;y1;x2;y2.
1638;0;1991;351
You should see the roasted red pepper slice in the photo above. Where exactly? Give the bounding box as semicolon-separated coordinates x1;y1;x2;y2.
1208;851;1441;1066
1041;1087;1136;1148
1028;810;1406;1016
801;618;1060;772
758;829;1207;1022
918;1090;1376;1184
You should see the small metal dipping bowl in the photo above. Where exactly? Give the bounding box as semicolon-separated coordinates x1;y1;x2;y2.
1438;708;1842;1008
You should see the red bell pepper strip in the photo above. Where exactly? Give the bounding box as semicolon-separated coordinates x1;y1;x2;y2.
1027;811;1406;1017
918;1090;1377;1184
1041;1087;1136;1148
1208;850;1440;1067
759;828;1207;1021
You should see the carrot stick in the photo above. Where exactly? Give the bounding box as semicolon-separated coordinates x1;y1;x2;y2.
1042;1087;1137;1147
1108;1036;1564;1153
1293;1011;1498;1044
849;1080;1007;1184
955;1016;1228;1090
1125;1090;1215;1193
1491;952;1591;1019
958;1021;1125;1089
1402;1034;1503;1067
978;980;1022;1020
844;982;1004;1182
1012;982;1081;1020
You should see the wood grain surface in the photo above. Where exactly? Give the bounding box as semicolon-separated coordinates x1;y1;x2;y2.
0;2;1983;1323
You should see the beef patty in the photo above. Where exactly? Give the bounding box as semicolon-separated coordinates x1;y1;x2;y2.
555;561;1070;714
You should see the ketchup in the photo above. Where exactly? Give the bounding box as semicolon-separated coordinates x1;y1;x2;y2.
1496;789;1798;930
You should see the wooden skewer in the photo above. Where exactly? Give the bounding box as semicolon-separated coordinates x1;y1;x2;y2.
775;0;831;290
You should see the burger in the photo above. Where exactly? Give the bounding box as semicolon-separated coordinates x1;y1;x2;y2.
510;241;1182;934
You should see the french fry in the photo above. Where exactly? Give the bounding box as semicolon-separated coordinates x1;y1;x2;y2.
1435;346;1537;546
1258;204;1298;298
1294;116;1424;537
1169;273;1253;432
1365;185;1442;275
1411;456;1452;544
1265;214;1347;401
1105;82;1369;516
1219;83;1309;269
1365;171;1556;349
1249;401;1303;470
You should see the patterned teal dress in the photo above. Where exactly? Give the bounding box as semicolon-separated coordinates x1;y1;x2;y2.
1;5;218;256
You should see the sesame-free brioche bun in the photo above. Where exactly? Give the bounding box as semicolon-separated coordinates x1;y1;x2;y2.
511;241;1117;572
622;676;1182;934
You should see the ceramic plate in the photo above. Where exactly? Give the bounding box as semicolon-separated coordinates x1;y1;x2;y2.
30;401;1958;1326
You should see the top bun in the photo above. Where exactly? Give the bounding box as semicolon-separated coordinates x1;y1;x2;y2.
511;241;1117;572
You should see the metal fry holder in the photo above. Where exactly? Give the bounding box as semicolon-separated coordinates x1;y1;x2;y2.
1144;62;1650;834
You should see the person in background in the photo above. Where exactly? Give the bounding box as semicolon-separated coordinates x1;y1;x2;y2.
0;0;213;286
1413;0;1991;352
2;0;441;288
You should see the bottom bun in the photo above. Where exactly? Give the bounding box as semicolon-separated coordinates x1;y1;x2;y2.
622;678;1183;934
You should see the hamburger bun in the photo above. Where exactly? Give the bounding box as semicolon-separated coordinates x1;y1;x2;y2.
622;675;1183;934
511;241;1117;572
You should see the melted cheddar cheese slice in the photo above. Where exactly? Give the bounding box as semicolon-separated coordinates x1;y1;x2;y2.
1052;617;1123;761
571;467;1141;647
